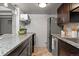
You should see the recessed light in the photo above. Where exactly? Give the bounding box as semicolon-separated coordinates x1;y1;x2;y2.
4;3;8;7
39;3;46;8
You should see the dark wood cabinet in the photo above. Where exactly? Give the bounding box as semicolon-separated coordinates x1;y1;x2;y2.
57;3;70;27
19;37;32;56
70;3;79;11
57;4;63;24
57;3;79;26
32;34;35;52
70;3;79;23
7;43;25;56
19;44;29;56
58;39;70;56
57;4;63;27
58;39;79;56
62;4;70;23
7;36;32;56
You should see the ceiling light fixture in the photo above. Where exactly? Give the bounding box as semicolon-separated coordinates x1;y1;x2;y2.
39;3;46;8
4;3;8;7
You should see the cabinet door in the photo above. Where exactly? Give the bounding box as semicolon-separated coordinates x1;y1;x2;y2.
7;36;32;56
7;38;30;56
58;39;79;56
32;34;35;52
19;37;32;56
7;41;27;56
27;37;32;56
70;3;79;11
57;3;70;25
58;40;70;56
57;4;63;24
63;3;70;23
19;45;29;56
57;4;64;28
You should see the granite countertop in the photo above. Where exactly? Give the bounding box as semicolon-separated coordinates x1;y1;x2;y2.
52;34;79;49
0;33;34;56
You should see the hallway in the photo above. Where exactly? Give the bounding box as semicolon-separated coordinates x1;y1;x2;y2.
32;48;52;56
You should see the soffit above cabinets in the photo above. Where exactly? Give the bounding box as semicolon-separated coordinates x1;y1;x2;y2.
72;8;79;12
12;3;61;14
0;6;11;11
0;6;12;19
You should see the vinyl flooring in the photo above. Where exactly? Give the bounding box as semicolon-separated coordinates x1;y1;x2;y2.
32;47;52;56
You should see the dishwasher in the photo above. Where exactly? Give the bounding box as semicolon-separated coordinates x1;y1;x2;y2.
52;35;58;56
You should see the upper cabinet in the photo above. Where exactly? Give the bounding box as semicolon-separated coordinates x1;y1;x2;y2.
70;3;79;22
57;3;79;27
70;3;79;11
57;3;70;27
62;4;70;23
57;4;63;27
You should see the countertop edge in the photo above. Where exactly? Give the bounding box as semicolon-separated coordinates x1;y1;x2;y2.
3;33;34;56
52;34;79;49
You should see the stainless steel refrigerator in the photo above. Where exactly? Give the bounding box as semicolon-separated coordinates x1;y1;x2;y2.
47;17;61;53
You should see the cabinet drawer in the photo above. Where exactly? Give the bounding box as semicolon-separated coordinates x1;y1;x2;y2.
70;3;79;11
7;43;25;56
7;38;29;56
19;44;29;56
19;37;32;56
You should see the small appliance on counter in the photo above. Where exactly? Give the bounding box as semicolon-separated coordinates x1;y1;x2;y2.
18;26;27;35
77;29;79;38
61;30;65;37
72;31;77;38
20;14;31;25
71;23;77;38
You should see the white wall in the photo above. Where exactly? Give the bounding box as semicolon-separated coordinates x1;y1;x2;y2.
0;19;12;34
65;23;79;32
25;14;57;48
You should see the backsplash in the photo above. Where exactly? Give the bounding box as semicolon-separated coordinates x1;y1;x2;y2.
65;23;79;32
62;23;79;37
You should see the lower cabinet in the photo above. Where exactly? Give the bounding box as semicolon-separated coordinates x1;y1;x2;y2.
52;36;58;56
58;40;69;56
19;45;29;56
28;38;32;56
58;39;79;56
7;36;32;56
20;38;32;56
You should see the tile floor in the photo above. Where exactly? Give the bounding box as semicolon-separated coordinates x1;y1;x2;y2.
32;47;52;56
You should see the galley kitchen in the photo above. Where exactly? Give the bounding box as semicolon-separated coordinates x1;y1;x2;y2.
0;3;79;56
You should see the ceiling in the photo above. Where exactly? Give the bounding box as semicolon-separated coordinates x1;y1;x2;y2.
13;3;61;14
